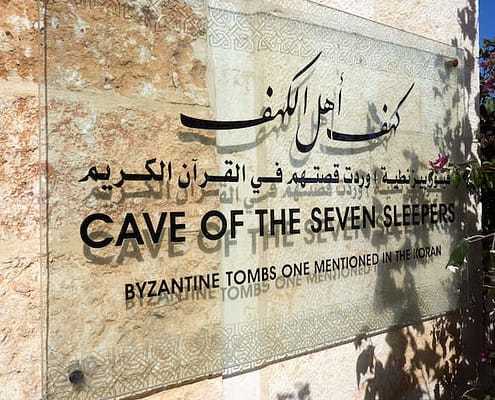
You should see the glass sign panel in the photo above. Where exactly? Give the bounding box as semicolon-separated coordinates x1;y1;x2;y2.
41;0;467;398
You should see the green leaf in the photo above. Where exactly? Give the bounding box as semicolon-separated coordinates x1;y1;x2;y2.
447;239;469;268
452;168;462;187
484;98;495;115
471;166;483;188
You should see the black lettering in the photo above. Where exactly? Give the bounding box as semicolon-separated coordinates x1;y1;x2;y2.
336;207;349;230
289;208;300;234
430;203;438;224
116;213;144;246
324;207;335;231
80;213;113;248
383;205;392;228
136;281;146;298
157;279;170;296
438;203;448;223
170;212;186;242
421;204;429;224
448;203;456;222
142;212;166;244
125;284;135;300
351;206;360;229
147;280;157;297
403;204;411;226
310;207;322;233
230;210;244;238
255;209;268;236
201;210;227;240
412;204;420;225
393;205;401;227
363;206;375;229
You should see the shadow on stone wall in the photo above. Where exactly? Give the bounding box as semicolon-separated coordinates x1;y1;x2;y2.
353;1;484;399
276;382;311;400
354;312;474;399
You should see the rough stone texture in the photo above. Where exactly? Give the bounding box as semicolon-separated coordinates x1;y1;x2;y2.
0;1;479;400
0;239;41;399
0;1;40;398
0;0;38;80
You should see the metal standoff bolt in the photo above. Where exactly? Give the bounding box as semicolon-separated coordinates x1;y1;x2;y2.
69;369;85;385
446;58;459;68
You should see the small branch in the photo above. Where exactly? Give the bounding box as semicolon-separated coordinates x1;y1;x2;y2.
465;232;495;244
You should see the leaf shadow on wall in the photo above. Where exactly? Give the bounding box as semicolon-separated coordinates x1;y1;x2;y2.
354;1;483;398
276;382;311;400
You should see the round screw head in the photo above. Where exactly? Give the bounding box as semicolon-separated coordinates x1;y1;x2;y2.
69;370;84;385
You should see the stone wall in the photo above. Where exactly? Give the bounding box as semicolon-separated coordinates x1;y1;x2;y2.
0;0;479;399
0;1;41;399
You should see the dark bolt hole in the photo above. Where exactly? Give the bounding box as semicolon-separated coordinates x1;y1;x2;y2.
69;370;84;385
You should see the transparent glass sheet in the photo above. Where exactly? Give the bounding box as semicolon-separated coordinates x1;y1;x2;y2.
42;0;467;398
